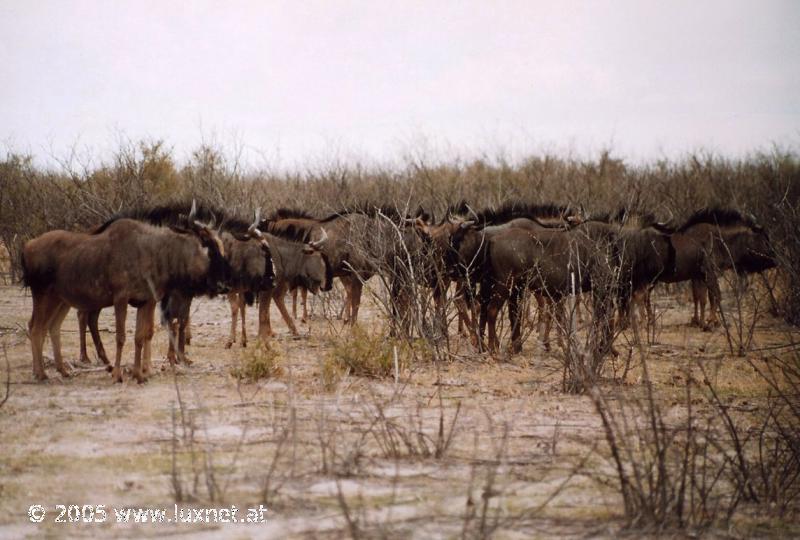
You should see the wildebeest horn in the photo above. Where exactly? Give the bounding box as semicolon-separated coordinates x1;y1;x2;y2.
248;208;263;238
309;227;328;249
460;220;476;229
189;199;197;221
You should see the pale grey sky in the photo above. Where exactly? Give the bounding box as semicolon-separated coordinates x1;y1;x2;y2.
1;1;798;168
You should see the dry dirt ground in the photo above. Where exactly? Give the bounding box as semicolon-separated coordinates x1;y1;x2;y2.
0;281;798;539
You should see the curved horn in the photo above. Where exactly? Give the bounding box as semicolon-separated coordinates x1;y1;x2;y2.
309;227;328;249
189;199;197;221
248;208;263;238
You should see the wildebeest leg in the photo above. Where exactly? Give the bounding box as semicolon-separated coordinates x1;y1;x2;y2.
349;279;364;325
48;302;72;378
184;313;192;346
132;302;155;384
78;310;90;364
645;287;655;328
508;284;524;355
174;295;192;365
690;279;706;327
533;293;548;351
29;290;61;381
111;301;128;383
273;283;299;336
340;276;353;322
167;320;179;365
292;287;309;322
257;290;274;340
433;283;449;339
704;274;722;330
485;295;505;355
226;293;239;349
86;310;110;368
141;304;154;376
575;292;583;324
538;296;555;352
239;297;247;348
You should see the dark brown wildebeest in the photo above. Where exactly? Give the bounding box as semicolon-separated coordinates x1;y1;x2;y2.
419;201;582;347
475;214;675;355
589;207;677;330
659;208;776;329
74;202;265;366
474;220;617;355
238;222;333;342
22;210;229;382
261;205;425;326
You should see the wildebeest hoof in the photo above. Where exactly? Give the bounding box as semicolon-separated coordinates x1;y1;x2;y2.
225;341;233;349
34;371;48;382
185;338;191;346
79;355;91;364
689;317;702;327
58;368;72;378
111;368;123;383
241;342;247;348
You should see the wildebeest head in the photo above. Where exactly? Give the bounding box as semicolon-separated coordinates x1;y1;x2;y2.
725;219;777;274
182;201;231;295
298;229;334;294
680;208;778;274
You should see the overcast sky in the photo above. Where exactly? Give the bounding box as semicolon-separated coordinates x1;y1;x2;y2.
1;1;798;168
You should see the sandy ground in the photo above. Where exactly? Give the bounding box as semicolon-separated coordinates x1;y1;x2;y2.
0;281;798;539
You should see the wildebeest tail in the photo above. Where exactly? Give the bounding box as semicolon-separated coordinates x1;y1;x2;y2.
20;250;53;292
244;291;255;306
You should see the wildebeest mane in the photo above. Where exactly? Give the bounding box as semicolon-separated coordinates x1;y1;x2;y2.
472;201;570;226
264;221;315;243
678;207;757;232
270;207;318;220
91;202;255;235
320;203;410;224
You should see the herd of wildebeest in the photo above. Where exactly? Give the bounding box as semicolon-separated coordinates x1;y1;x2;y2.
20;199;777;383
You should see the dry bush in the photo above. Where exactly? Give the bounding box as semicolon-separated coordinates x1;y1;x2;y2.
326;326;405;379
589;360;742;532
231;341;284;382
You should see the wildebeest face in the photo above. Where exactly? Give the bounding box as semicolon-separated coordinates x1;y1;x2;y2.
197;227;232;295
299;246;332;294
733;228;777;273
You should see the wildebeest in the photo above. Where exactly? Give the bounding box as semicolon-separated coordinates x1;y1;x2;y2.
659;208;776;329
22;207;229;382
244;222;333;341
474;220;618;355
261;204;427;326
417;201;583;348
73;202;269;366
